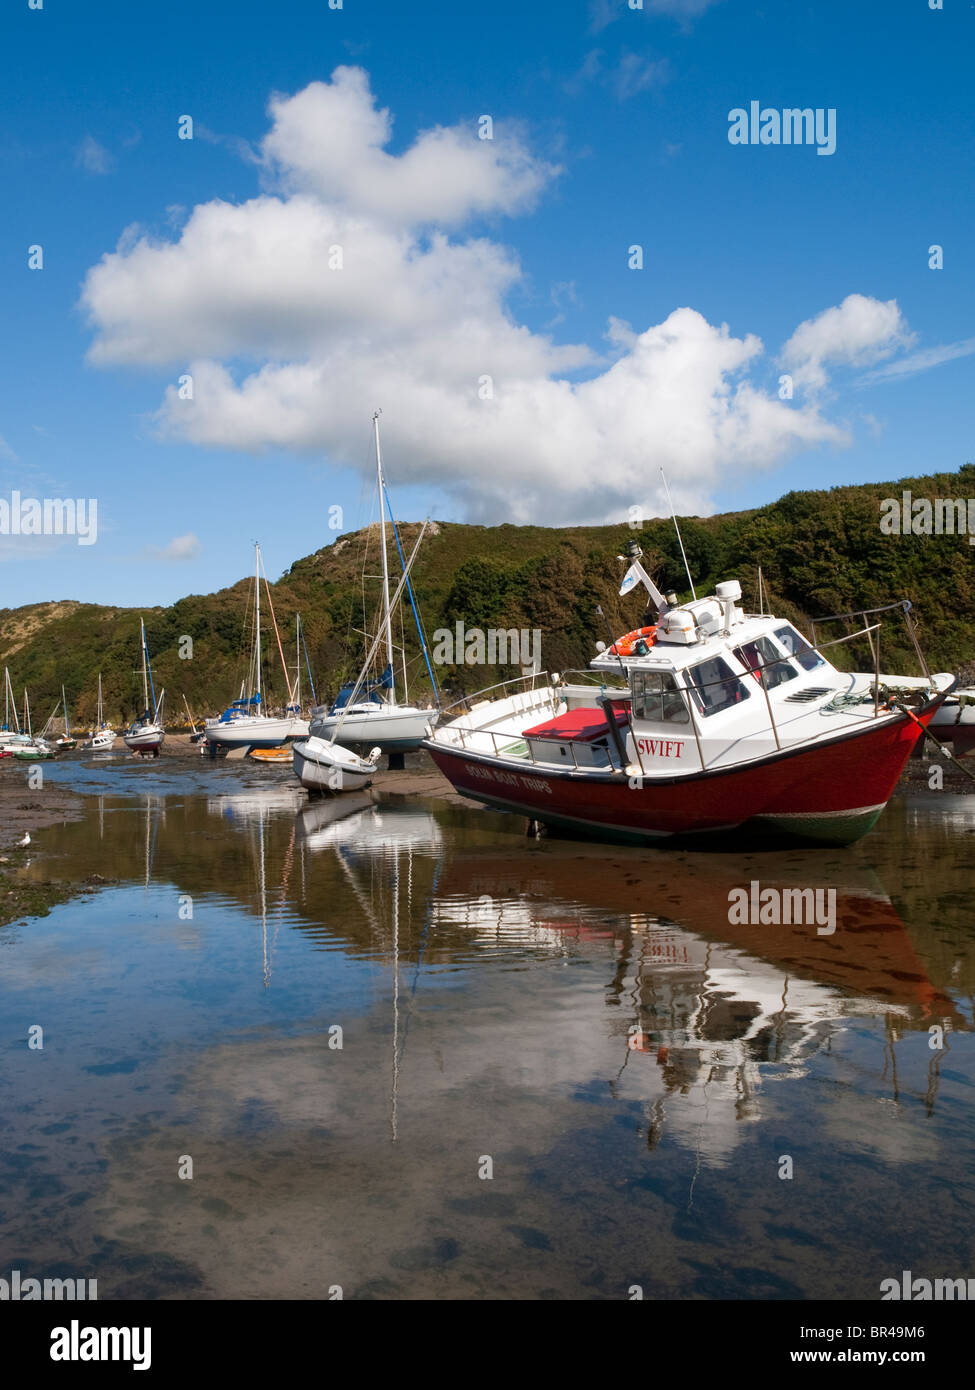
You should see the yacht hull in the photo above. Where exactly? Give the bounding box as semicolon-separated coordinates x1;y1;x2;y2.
293;737;377;793
310;706;433;752
205;715;309;749
123;726;165;752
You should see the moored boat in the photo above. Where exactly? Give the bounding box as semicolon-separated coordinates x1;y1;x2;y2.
424;547;954;848
205;544;309;750
926;686;975;754
123;620;166;755
294;516;430;795
308;413;438;753
292;736;380;792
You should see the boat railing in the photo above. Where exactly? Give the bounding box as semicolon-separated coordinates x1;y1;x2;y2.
807;599;932;688
437;671;552;720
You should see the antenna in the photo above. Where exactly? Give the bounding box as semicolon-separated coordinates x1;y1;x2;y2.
757;565;765;616
659;467;697;601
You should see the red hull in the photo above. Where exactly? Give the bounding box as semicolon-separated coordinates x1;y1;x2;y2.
427;705;936;846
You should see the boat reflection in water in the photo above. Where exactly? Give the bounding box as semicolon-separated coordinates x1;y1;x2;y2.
429;841;964;1151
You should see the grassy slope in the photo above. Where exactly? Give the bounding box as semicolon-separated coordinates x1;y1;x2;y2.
2;464;973;728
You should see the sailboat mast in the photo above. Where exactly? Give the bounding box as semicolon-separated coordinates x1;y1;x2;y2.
141;620;149;709
373;412;396;703
255;543;262;706
97;674;103;727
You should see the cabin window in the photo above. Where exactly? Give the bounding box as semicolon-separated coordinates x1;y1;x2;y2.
685;656;752;716
733;635;798;689
774;624;825;672
630;670;689;724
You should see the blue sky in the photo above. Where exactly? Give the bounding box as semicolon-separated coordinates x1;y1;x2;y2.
1;0;972;607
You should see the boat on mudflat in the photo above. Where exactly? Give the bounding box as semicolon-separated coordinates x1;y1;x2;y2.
308;413;438;754
205;544;309;751
123;620;166;755
926;686;975;755
424;548;955;848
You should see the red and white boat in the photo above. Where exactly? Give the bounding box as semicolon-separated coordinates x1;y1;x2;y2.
424;554;956;847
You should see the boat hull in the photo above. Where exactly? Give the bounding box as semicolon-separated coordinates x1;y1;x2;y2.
293;737;377;793
123;726;165;752
924;697;975;754
310;706;433;752
425;702;936;848
205;715;309;749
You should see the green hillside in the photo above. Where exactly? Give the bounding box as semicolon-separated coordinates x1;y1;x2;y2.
2;464;974;730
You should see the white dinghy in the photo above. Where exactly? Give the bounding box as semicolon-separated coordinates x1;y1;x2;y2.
293;519;429;795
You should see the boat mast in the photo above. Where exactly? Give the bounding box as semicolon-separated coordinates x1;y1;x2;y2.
254;543;262;709
97;674;103;727
373;411;396;704
62;684;69;735
140;620;149;710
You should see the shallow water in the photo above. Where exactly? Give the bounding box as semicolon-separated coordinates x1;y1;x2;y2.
1;758;974;1299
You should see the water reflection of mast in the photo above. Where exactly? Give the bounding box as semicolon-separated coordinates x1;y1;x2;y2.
258;806;268;989
142;794;162;891
391;839;400;1142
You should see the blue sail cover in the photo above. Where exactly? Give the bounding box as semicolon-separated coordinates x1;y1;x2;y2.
218;692;262;723
329;664;392;713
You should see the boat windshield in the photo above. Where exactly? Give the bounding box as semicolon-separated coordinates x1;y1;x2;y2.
630;670;689;723
773;624;825;671
733;635;798;689
685;656;752;716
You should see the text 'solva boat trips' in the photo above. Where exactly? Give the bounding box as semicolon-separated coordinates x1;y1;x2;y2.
424;544;956;847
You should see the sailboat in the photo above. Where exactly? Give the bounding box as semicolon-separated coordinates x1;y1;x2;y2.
205;545;310;751
0;667;21;752
123;619;166;755
54;685;77;750
293;520;429;792
85;674;116;750
10;688;55;759
308;413;438;753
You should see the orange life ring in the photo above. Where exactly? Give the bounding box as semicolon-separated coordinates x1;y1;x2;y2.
609;625;657;657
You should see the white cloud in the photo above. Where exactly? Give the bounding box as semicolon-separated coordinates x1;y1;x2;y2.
613;50;669;99
0;434;17;462
82;68;863;526
589;0;721;32
566;48;668;101
259;68;556;226
75;135;114;175
154;533;200;561
856;335;975;386
779;294;915;394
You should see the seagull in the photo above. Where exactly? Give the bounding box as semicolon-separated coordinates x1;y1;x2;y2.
17;832;30;847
